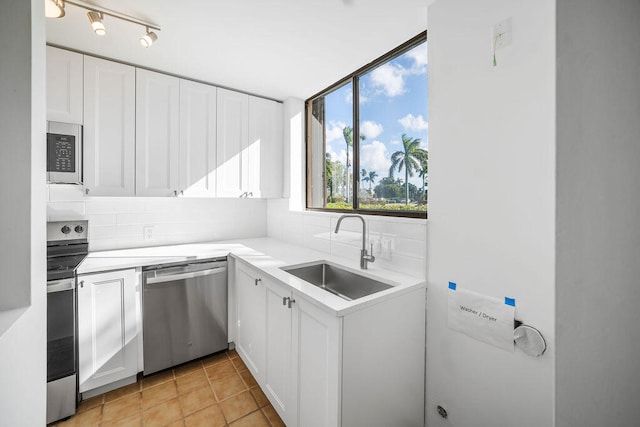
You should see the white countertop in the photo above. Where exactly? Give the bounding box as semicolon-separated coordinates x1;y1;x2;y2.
78;237;426;316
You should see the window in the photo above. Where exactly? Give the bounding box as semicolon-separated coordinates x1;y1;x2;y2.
306;33;428;218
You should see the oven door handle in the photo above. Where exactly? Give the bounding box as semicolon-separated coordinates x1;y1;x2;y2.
47;278;75;293
145;266;227;285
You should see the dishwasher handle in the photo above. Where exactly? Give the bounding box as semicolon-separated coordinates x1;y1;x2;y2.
145;266;227;285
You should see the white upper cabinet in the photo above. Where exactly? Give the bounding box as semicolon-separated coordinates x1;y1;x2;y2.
216;88;249;198
136;69;180;196
46;46;83;124
83;56;136;196
248;97;283;198
179;80;217;197
216;88;283;198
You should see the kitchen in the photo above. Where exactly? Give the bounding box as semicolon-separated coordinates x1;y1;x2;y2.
2;0;640;427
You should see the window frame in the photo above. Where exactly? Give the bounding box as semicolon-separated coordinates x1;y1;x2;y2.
305;31;428;219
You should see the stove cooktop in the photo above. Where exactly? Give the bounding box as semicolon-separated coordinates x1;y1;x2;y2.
47;221;89;282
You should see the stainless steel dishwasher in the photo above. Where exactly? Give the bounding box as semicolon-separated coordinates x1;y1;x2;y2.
142;258;228;375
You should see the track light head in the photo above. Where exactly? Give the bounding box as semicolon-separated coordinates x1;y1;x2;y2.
140;30;158;48
45;0;65;18
87;11;106;36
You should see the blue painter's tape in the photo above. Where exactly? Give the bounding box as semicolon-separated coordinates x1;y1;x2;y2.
448;282;457;290
505;297;516;307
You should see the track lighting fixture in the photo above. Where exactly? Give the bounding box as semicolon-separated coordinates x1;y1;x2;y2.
45;0;161;47
140;29;158;48
87;11;106;36
45;0;65;18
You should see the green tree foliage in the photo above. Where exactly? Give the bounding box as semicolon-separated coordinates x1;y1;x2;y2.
389;134;427;204
362;170;378;194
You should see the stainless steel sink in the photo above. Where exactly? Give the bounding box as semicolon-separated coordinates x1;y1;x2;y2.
281;262;393;301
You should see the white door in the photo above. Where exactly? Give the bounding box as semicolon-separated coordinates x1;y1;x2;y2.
293;295;341;427
83;57;135;196
248;96;283;198
77;269;139;393
235;263;266;382
136;69;180;196
264;279;293;424
216;88;248;197
179;79;217;197
46;46;83;124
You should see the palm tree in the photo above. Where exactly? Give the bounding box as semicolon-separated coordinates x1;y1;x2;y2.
363;170;378;195
389;134;427;204
417;151;428;202
342;126;366;203
325;152;333;202
342;126;354;202
360;168;367;191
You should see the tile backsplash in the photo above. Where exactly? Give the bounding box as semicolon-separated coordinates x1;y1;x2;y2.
47;185;268;251
267;199;427;279
47;186;427;279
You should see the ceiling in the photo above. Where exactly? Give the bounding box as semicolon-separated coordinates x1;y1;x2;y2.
46;0;430;101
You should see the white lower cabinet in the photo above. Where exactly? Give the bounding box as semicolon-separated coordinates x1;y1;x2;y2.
264;279;296;424
235;262;267;381
234;260;426;427
77;269;141;394
292;292;341;427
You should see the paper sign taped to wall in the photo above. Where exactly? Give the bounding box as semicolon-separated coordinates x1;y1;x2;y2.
447;282;515;352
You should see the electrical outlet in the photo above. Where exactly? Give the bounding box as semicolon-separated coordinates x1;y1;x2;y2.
492;17;512;49
143;226;153;240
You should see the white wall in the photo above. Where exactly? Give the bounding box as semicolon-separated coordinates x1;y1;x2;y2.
0;0;47;424
269;98;427;279
555;0;640;425
47;186;268;251
426;1;556;426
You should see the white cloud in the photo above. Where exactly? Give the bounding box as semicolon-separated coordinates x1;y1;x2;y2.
370;63;406;97
405;43;428;70
390;139;401;146
360;141;391;181
360;120;383;140
325;121;346;144
327;147;347;165
398;114;428;132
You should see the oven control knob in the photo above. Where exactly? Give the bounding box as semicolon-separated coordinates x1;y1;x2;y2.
61;225;71;234
74;225;84;234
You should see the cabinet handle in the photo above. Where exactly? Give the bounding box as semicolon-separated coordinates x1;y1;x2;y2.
79;280;84;288
254;278;262;286
85;188;89;195
174;190;178;196
180;190;184;195
282;296;287;306
288;298;296;309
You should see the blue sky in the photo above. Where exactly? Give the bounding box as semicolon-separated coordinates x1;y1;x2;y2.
324;41;428;189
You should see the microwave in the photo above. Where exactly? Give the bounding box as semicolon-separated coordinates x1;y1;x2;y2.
47;121;82;185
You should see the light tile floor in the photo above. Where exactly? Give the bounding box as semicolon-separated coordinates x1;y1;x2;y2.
50;349;286;427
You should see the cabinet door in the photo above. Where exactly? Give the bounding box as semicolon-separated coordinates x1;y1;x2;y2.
77;269;139;393
235;263;266;382
293;296;341;427
264;279;294;425
179;79;217;197
136;69;180;196
216;88;248;198
248;96;283;198
46;46;83;124
83;57;136;196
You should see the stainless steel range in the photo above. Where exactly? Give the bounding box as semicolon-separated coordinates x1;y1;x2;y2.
46;220;88;424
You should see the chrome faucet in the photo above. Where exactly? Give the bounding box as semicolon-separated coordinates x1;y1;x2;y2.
334;214;375;269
